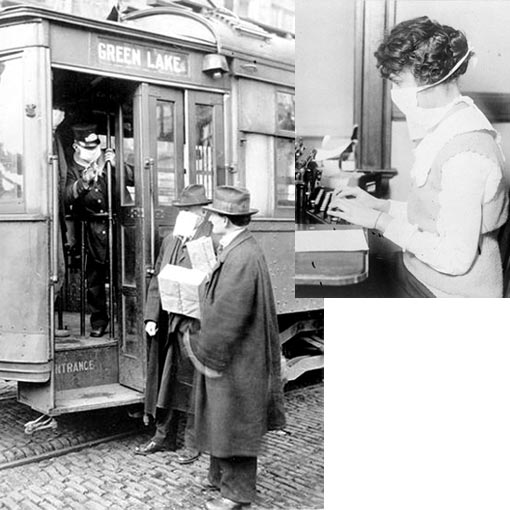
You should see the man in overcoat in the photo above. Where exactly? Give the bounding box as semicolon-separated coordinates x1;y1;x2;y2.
186;186;286;510
135;184;212;464
64;124;116;337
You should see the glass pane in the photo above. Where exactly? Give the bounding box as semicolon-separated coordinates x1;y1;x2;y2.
122;225;136;286
276;91;295;132
0;57;23;208
245;133;272;216
121;112;135;206
276;137;294;208
122;294;138;355
156;100;176;206
194;104;214;198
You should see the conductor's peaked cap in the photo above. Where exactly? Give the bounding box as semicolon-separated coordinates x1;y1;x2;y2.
72;124;101;149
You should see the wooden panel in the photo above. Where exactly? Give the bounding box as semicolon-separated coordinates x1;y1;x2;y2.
238;79;276;133
0;221;50;374
295;250;368;286
53;383;143;415
355;0;395;170
54;345;118;391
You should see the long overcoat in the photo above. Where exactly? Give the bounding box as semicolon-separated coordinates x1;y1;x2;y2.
144;219;212;418
190;229;286;457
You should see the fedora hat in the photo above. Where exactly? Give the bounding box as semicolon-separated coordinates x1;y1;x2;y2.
172;184;212;207
204;186;258;216
72;123;101;149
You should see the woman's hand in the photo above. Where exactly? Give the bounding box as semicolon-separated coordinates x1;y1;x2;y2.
145;321;158;337
328;198;386;229
331;186;387;212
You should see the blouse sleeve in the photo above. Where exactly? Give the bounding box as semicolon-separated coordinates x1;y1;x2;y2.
383;152;500;275
388;200;408;221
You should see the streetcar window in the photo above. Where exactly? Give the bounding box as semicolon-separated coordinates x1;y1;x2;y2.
194;104;214;198
275;137;294;208
239;80;294;217
122;225;136;287
120;113;135;206
276;92;295;132
122;294;138;355
0;57;23;210
156;100;176;205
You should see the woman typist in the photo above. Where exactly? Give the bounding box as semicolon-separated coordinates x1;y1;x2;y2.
329;16;509;297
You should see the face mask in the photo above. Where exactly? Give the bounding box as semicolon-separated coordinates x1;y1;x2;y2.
77;145;101;163
173;210;200;239
52;109;65;130
391;47;472;140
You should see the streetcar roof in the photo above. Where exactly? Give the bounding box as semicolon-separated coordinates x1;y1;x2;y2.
0;4;294;70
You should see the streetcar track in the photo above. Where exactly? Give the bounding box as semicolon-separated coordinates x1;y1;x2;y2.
0;429;139;472
0;382;323;472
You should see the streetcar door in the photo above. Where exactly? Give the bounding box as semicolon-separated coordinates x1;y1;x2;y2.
186;91;226;194
117;84;184;391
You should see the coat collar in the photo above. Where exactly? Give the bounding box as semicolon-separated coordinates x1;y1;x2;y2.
216;229;253;264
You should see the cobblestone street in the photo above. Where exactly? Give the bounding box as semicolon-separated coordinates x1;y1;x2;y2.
0;383;323;509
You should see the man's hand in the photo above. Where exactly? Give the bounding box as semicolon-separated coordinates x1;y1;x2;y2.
81;166;96;185
145;321;158;336
104;148;116;168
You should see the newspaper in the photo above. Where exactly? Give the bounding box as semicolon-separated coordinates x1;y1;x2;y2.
186;236;217;274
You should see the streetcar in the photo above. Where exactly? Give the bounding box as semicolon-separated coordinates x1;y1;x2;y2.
0;4;322;427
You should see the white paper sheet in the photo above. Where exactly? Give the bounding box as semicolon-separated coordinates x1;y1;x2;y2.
295;229;368;253
314;136;351;161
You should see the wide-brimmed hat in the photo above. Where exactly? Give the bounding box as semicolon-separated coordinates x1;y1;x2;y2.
203;186;258;216
172;184;212;207
72;124;101;149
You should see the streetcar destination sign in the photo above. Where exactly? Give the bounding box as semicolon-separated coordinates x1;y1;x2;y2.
97;38;190;76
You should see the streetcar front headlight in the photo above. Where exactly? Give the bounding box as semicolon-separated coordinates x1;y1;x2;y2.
202;53;229;79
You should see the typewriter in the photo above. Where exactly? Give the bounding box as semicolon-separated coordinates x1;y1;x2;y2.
305;186;343;224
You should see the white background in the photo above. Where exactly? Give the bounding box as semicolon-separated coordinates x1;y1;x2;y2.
325;299;510;510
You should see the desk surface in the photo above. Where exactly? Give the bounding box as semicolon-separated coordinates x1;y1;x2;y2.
295;223;369;288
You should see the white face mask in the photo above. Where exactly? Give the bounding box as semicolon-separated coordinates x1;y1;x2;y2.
173;210;201;239
391;48;472;140
77;145;101;164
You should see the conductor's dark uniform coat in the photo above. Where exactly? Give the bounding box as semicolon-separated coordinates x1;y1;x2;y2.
64;157;109;328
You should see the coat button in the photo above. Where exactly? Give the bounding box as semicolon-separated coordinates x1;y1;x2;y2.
97;199;101;203
102;231;106;235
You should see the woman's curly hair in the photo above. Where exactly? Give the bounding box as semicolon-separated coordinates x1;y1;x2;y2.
374;16;472;85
